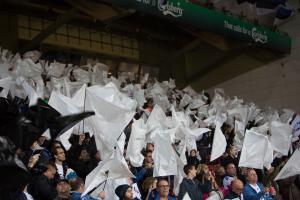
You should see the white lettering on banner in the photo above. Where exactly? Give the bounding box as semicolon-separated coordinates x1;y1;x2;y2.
158;0;183;18
224;20;268;44
252;27;268;43
136;0;184;17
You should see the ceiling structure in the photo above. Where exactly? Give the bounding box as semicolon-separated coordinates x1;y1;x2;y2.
0;0;290;90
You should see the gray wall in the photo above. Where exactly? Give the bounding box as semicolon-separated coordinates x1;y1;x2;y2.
207;13;300;113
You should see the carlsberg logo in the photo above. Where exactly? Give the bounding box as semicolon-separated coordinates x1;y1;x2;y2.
158;0;183;18
252;27;268;44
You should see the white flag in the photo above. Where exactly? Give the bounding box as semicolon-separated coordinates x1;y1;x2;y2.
48;84;87;149
275;149;300;181
153;130;177;177
210;125;227;162
147;105;167;131
182;193;192;200
126;119;147;167
83;147;134;197
269;121;293;155
239;130;273;169
85;83;136;160
20;78;40;106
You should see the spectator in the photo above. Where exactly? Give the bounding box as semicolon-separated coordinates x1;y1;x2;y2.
115;184;135;200
65;168;78;182
69;177;104;200
187;149;200;167
72;148;94;179
179;164;212;200
221;146;238;168
57;179;71;200
68;134;97;179
243;169;276;200
140;150;154;179
212;165;227;197
142;177;157;200
215;165;226;184
196;164;215;197
22;140;51;167
148;179;176;200
53;146;69;181
224;179;244;200
28;162;58;200
223;163;237;192
206;176;224;200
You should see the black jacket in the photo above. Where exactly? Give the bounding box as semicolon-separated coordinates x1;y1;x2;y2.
224;191;243;200
28;175;58;200
178;178;212;200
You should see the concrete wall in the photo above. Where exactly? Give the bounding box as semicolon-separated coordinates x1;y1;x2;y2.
207;13;300;113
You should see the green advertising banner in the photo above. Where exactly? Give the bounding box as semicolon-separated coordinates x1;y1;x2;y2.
104;0;291;54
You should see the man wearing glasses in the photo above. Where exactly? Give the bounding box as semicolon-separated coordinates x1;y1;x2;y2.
148;179;176;200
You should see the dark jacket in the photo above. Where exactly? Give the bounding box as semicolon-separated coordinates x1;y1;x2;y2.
187;156;200;167
221;156;238;168
178;178;212;200
224;190;243;200
72;159;94;179
28;175;58;200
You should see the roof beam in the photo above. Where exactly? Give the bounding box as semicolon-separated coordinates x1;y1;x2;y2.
65;0;135;23
21;8;76;52
178;25;249;51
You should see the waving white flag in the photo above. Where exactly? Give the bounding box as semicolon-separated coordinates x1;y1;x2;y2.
83;146;134;197
275;149;300;181
153;130;177;177
126;119;147;167
20;78;40;106
48;84;87;149
239;130;273;169
85;83;136;160
146;104;167;132
210;125;227;162
270;121;293;155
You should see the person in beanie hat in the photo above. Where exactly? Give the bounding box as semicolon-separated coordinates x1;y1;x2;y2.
115;184;134;200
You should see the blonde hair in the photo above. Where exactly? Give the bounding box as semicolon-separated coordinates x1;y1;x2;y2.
142;177;157;192
197;164;209;174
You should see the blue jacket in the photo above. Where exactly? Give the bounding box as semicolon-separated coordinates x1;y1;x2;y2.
71;192;98;200
243;182;274;200
148;191;176;200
